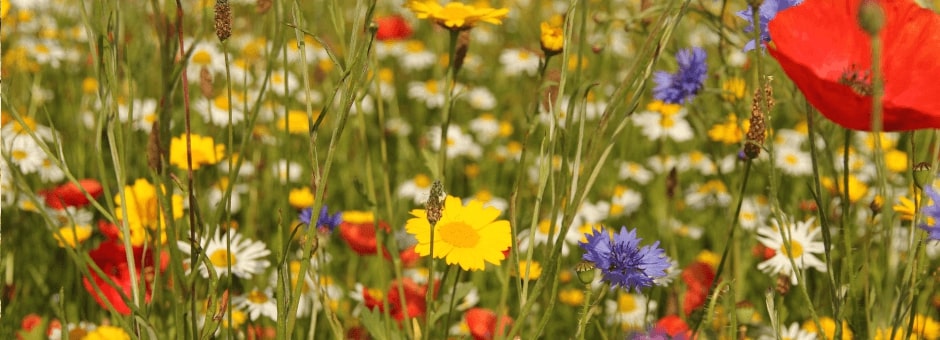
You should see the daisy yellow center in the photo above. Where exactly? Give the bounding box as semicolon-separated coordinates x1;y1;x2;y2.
414;174;431;188
518;50;531;60
406;41;425;52
11;150;28;160
660;115;675;128
272;73;284;84
193;50;212;65
439;221;480;248
617;293;638;312
781;240;803;258
475;190;492;202
248;290;269;303
785;154;799;165
424;80;439;94
689;152;704;163
35;44;49;54
538;220;553;234
210;249;237;267
213;95;231;110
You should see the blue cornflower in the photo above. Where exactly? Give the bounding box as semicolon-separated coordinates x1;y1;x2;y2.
735;0;803;52
580;227;671;292
299;205;343;232
920;186;940;241
652;47;707;104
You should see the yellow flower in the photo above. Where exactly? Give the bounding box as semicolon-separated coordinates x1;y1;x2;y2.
885;149;908;173
893;195;918;221
721;77;746;102
289;187;315;209
540;19;564;54
707;114;749;145
343;210;375;224
803;317;853;339
516;260;542;280
53;224;92;248
406;0;509;30
83;325;131;340
169;134;225;170
559;288;585;306
114;179;184;245
277;110;319;134
405;195;512;271
822;175;869;204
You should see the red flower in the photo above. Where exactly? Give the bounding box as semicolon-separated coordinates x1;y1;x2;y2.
339;220;390;256
20;314;42;332
655;315;690;337
681;261;715;316
362;278;436;322
465;308;513;340
83;221;167;315
375;15;413;41
767;0;940;131
752;243;776;261
40;179;103;210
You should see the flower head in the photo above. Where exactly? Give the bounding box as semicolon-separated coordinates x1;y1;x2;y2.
735;0;803;52
178;229;271;279
920;186;940;241
169;133;225;170
756;217;826;284
299;204;343;233
405;195;512;271
652;47;707;104
580;227;671;292
767;0;940;131
540;19;564;55
406;0;509;30
375;15;414;41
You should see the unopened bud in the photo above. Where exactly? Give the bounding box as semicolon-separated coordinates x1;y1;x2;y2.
575;261;596;284
857;0;885;36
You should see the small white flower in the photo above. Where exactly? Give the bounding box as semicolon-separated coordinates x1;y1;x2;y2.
775;146;813;176
408;80;446;109
397;174;433;205
463;87;497;111
605;292;656;331
631;109;693;142
399;41;436;71
468;114;501;144
618;162;654;184
757;217;827;285
499;48;540;76
179;229;271;279
234;288;278;321
272;160;303;183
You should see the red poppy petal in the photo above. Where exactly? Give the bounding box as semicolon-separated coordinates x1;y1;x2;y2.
43;179;104;209
768;0;940;131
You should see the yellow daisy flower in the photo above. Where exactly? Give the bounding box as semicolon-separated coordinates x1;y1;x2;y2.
540;18;564;54
406;0;509;30
405;195;511;271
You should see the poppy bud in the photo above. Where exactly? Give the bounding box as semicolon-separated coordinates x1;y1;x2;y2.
575;261;596;284
857;1;885;36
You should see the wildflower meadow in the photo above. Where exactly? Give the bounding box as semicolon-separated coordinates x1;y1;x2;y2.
4;0;940;339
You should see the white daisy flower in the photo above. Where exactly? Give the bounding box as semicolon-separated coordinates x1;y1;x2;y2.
207;179;248;213
669;218;703;240
678;151;717;175
605;292;656;331
775;146;813;176
51;206;94;227
185;39;225;81
756;217;827;285
399;41;436;71
759;322;818;340
272;159;304;183
647;154;679;174
685;179;732;209
376;40;406;59
739;196;770;231
463;87;497;111
408;80;446;109
468;113;501;144
5;137;46;174
194;93;246;126
631;108;693;142
385;117;412;137
38;158;65;183
499;48;540;77
773;128;808;150
233;288;278;321
397;174;433;205
465;190;507;213
618;161;654;184
518;217;574;256
284;36;329;64
268;70;300;97
426;125;481;159
178;229;271;279
610;185;642;216
117;98;158;132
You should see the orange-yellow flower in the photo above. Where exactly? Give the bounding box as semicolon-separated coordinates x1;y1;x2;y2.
406;0;509;30
540;20;564;54
169;133;225;170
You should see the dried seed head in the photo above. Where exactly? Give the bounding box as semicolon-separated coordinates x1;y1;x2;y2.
575;261;596;284
775;274;791;295
744;79;774;160
214;0;233;42
453;30;471;74
426;180;445;226
199;66;213;98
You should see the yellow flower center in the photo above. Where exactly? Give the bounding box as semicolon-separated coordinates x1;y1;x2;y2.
210;249;237;267
781;240;804;258
439;221;480;248
193;50;212;65
11;150;27;161
248;290;269;304
213;95;231;110
617;293;638;312
424;80;439;94
414;174;431;188
660;115;675;128
785;154;799;165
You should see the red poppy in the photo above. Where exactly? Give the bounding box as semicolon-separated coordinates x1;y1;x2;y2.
20;313;42;332
752;243;776;260
767;0;940;131
39;179;103;210
375;15;413;41
83;221;167;315
654;315;690;337
339;220;390;256
680;261;715;316
362;278;436;322
465;308;513;340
